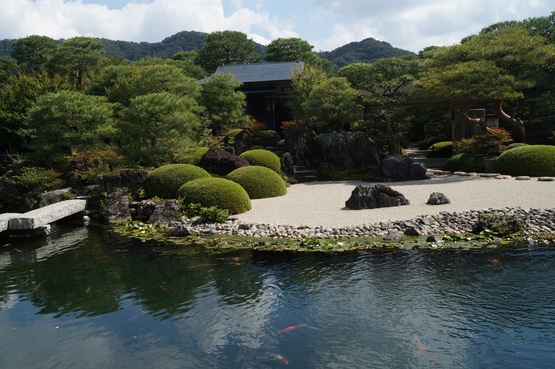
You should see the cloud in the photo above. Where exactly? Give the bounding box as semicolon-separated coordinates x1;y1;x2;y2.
307;0;553;51
0;0;294;45
0;0;553;53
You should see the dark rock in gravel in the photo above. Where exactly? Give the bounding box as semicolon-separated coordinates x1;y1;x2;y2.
345;184;410;210
426;192;451;205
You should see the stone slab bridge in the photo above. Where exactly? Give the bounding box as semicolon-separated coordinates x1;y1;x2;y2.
0;200;87;235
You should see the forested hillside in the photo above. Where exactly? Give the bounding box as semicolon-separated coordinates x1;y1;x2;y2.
0;31;411;66
101;30;208;60
319;38;413;68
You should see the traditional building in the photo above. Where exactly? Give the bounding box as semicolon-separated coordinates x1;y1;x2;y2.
215;61;303;131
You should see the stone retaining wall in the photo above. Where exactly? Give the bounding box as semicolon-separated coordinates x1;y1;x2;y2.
179;207;555;240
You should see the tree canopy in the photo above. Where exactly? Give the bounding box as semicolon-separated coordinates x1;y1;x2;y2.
265;38;314;62
416;27;555;141
198;31;260;73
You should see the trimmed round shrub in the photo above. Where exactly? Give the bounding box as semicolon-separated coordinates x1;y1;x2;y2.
177;177;251;214
506;143;529;150
239;149;281;172
173;147;209;165
227;166;287;199
145;164;211;199
253;129;280;146
495;145;555;177
446;153;479;172
426;141;453;158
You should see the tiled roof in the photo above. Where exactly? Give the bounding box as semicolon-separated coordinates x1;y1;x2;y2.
215;61;303;83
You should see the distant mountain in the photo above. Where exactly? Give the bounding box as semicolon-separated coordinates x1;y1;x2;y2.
101;30;208;60
0;32;412;67
319;38;414;69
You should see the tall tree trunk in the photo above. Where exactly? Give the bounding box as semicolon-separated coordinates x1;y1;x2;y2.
450;105;492;134
492;100;525;142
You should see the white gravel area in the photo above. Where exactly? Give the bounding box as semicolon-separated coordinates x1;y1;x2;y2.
232;174;555;227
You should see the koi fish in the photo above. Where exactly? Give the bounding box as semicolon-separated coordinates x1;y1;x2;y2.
272;353;289;365
490;258;500;264
159;285;170;293
12;247;22;253
278;324;301;334
414;339;437;361
2;243;11;248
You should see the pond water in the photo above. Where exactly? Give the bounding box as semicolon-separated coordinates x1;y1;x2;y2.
1;222;555;369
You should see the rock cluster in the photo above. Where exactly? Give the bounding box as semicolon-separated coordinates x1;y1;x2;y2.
167;207;555;240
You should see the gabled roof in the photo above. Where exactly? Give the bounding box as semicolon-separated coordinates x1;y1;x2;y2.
215;61;303;84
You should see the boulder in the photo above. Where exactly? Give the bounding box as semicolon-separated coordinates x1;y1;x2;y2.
426;192;451;205
104;190;131;224
148;200;182;225
373;154;427;182
129;200;157;222
316;131;379;169
198;147;249;176
233;129;253;155
37;188;73;208
283;123;318;166
166;221;195;237
280;152;295;176
345;184;410;210
98;169;147;198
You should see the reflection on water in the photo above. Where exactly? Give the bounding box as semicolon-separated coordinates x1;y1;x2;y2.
1;224;555;368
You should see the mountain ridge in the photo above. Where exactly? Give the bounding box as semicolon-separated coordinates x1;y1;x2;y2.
0;30;414;68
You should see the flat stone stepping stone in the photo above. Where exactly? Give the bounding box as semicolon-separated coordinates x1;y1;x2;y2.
516;176;531;180
538;177;555;182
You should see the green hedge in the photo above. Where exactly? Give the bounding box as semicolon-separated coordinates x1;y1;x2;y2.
495;145;555;177
239;149;281;172
446;153;479;172
145;164;211;199
227;166;287;199
177;177;252;214
426;141;453;158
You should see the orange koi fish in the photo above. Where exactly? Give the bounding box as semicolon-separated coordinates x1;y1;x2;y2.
272;353;289;365
278;324;301;334
414;339;437;361
159;285;170;293
490;258;500;265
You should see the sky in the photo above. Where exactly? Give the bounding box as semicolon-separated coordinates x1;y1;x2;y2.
0;0;553;53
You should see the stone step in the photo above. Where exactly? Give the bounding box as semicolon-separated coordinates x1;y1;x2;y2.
293;166;319;182
296;175;319;183
295;169;318;176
